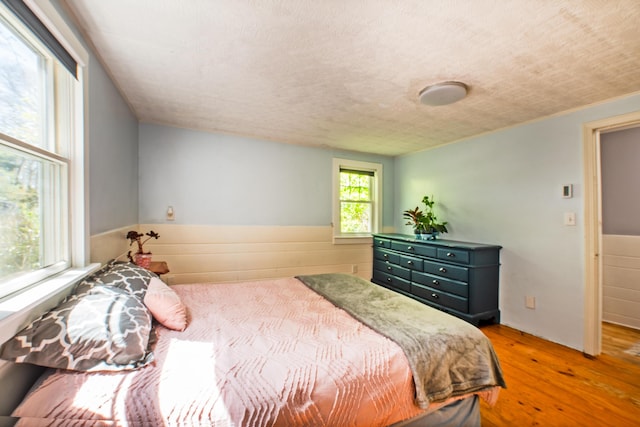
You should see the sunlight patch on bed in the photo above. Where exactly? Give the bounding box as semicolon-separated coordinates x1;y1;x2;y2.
159;337;230;422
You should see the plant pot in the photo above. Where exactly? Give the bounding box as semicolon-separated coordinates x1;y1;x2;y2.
421;231;439;240
134;253;153;269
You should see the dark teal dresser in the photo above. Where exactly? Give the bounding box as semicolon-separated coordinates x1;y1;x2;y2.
371;233;501;326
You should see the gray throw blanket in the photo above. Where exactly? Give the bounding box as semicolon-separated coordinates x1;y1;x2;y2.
296;273;506;409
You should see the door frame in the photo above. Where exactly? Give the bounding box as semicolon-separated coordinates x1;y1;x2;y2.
583;111;640;356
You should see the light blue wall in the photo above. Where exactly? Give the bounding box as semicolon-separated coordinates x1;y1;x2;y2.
138;124;394;227
395;93;640;350
87;58;139;234
51;0;139;235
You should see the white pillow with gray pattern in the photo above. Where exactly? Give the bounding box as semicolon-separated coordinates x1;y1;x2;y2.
0;262;155;371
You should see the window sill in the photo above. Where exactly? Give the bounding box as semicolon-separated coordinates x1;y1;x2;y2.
0;264;100;344
333;234;374;245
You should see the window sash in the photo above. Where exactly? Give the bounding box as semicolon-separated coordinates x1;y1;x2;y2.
333;158;382;240
0;3;74;299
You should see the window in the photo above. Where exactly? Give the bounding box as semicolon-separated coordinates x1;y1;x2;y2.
332;158;382;243
0;0;84;300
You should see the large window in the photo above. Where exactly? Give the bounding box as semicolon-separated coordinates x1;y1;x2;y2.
0;1;82;299
332;158;382;242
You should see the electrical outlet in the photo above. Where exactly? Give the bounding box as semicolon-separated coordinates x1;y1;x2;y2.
351;264;358;273
525;296;536;309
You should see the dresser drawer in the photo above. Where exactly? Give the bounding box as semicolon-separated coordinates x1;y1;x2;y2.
374;260;411;280
373;237;391;248
436;248;470;264
373;270;411;293
391;241;437;258
400;254;423;270
423;260;468;282
411;283;468;313
412;270;468;298
374;248;400;264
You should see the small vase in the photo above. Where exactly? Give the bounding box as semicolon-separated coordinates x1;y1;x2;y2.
134;253;153;269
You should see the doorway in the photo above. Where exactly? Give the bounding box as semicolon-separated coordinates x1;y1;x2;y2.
583;111;640;356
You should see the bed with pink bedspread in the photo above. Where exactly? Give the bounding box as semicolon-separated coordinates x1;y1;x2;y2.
4;266;504;426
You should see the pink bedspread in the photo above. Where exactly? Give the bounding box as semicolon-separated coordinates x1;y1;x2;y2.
14;278;483;426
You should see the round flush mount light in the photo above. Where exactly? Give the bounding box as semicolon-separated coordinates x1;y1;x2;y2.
418;81;468;106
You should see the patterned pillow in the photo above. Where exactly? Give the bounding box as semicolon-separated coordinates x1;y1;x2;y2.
75;261;156;301
0;286;154;371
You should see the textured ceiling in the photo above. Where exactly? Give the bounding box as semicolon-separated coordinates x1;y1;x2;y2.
62;0;640;156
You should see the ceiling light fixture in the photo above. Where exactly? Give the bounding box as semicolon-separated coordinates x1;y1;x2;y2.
418;81;468;106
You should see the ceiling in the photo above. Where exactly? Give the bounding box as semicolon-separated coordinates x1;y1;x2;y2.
62;0;640;156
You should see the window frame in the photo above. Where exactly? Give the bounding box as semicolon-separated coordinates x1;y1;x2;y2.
332;158;382;244
0;0;89;306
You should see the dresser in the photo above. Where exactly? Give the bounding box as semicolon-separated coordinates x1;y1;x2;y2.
371;233;501;325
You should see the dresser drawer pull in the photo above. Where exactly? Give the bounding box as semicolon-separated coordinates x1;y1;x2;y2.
387;277;392;282
377;240;385;246
407;246;414;251
432;280;440;286
383;254;388;259
446;252;455;258
431;293;439;299
439;267;447;273
387;266;392;271
407;261;414;265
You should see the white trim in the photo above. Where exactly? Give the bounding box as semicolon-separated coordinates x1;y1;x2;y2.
583;111;640;356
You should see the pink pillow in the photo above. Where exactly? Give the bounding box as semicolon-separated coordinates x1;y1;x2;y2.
144;277;188;331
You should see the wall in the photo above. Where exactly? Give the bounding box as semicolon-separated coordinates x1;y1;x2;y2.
601;126;640;329
395;93;640;351
137;124;394;282
87;56;139;235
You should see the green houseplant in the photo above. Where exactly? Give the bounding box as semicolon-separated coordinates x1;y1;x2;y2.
126;230;160;268
403;195;448;239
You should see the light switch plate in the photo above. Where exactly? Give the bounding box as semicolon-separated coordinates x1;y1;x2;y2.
564;212;576;226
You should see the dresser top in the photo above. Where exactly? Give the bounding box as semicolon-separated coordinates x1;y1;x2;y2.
373;233;502;251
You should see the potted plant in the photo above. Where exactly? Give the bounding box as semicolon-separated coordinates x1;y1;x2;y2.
126;230;160;268
403;195;448;240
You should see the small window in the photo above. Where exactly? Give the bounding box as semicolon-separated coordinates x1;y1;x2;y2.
332;158;382;242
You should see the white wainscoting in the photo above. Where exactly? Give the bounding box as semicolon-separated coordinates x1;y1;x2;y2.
133;224;373;285
90;225;138;265
602;234;640;330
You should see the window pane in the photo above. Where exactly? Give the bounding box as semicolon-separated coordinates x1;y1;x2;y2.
340;171;372;202
339;170;374;233
0;144;62;283
0;16;45;147
340;201;371;233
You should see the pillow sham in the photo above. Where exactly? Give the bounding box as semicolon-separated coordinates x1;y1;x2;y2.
75;261;156;301
144;277;189;331
0;286;154;371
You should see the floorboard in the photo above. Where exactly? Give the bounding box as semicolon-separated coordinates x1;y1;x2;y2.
602;321;640;367
479;324;640;427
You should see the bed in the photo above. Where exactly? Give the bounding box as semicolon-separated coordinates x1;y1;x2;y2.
1;262;505;426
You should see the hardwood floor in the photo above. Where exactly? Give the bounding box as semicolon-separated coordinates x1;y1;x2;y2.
602;321;640;367
479;324;640;427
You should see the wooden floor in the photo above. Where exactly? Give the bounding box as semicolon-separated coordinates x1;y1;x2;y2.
602;321;640;367
479;324;640;427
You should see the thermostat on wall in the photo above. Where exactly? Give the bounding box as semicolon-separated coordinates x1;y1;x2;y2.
562;184;573;199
